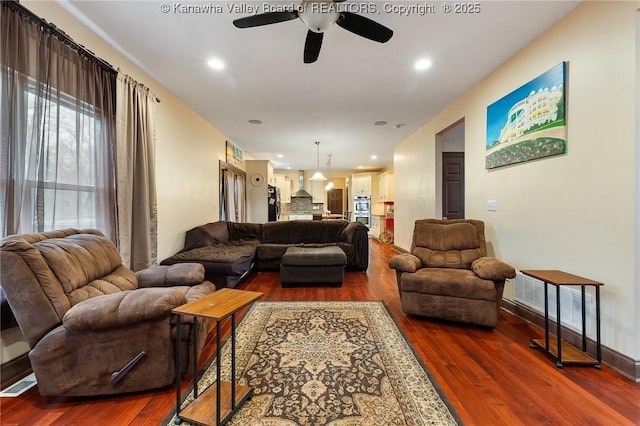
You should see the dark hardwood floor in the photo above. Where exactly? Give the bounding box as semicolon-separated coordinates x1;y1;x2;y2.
2;238;639;425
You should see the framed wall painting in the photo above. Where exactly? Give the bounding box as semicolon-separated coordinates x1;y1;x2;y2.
485;62;567;169
226;140;245;170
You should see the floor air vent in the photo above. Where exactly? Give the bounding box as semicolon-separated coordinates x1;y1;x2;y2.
512;271;593;337
0;373;37;397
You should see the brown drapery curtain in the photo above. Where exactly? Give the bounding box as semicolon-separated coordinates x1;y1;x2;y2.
0;0;117;239
116;72;158;271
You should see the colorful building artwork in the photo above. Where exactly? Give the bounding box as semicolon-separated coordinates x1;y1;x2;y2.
486;62;567;169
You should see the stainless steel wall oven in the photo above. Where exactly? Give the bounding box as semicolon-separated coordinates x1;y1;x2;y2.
353;195;371;228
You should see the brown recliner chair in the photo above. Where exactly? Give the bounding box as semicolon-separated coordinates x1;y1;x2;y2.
389;219;515;328
0;229;216;396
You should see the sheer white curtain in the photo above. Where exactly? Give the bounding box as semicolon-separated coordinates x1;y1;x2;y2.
220;165;246;222
0;1;117;238
223;169;237;222
115;72;157;270
236;173;246;222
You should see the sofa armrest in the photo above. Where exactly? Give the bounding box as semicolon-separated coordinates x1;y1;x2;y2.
342;221;368;243
136;263;205;288
62;288;187;331
471;257;516;281
389;253;422;273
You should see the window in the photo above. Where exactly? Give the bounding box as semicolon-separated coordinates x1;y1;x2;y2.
1;0;117;238
20;86;104;232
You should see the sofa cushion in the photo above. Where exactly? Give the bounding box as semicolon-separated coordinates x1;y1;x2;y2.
183;222;230;251
412;222;482;269
169;243;257;264
34;234;138;308
228;222;263;241
261;220;347;244
257;243;299;261
400;268;496;301
62;288;188;331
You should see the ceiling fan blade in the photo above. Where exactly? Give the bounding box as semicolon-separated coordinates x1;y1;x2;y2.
304;30;324;64
336;12;393;43
233;11;298;28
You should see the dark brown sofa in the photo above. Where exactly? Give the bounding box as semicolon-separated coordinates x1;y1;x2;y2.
161;220;369;287
0;229;216;396
389;219;515;328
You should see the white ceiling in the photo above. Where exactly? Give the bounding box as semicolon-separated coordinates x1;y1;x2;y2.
61;0;580;172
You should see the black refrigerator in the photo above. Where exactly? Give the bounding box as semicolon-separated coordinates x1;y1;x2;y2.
267;185;281;221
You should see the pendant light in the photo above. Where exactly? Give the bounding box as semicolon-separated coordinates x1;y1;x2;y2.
325;154;334;190
309;141;327;181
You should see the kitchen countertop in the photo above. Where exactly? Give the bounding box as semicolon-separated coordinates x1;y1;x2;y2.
322;214;345;220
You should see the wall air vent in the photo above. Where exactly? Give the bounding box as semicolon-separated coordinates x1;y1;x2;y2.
0;373;37;397
512;271;593;336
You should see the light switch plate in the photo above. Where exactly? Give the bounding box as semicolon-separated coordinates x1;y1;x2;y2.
487;200;498;211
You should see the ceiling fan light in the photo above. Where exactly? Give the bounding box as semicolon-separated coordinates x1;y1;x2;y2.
299;6;339;33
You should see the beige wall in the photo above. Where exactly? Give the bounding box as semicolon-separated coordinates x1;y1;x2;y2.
23;0;229;261
395;2;639;359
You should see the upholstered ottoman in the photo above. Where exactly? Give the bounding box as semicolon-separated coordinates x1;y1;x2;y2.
280;246;347;287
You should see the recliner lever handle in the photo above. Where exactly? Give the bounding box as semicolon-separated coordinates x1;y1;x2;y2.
111;351;146;384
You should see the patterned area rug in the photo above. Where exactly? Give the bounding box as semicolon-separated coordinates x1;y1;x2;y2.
168;301;461;425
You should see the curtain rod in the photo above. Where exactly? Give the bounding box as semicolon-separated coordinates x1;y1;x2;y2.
9;1;161;103
9;1;115;74
118;70;161;104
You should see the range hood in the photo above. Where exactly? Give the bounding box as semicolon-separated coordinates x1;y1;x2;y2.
292;170;312;198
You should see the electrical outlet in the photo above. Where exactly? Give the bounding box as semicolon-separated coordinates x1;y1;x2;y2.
487;200;498;211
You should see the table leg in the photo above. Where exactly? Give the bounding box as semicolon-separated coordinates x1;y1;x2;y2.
175;315;182;424
581;287;587;351
231;312;236;409
596;286;602;368
216;320;221;426
193;317;199;398
544;282;549;351
556;284;563;368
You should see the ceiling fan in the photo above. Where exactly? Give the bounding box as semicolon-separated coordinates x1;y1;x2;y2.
233;0;393;63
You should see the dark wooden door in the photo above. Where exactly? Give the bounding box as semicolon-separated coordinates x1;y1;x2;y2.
442;152;465;220
327;189;343;214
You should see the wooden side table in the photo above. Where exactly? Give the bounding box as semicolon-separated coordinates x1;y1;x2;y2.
520;270;602;369
172;288;263;425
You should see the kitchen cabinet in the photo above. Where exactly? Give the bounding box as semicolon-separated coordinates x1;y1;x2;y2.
369;215;381;238
274;174;292;203
311;180;325;203
351;173;373;196
282;178;291;203
378;172;394;202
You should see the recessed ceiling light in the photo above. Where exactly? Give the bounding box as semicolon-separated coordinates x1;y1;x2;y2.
414;58;432;71
371;155;378;160
248;119;262;124
277;154;284;158
374;121;387;126
207;58;225;70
